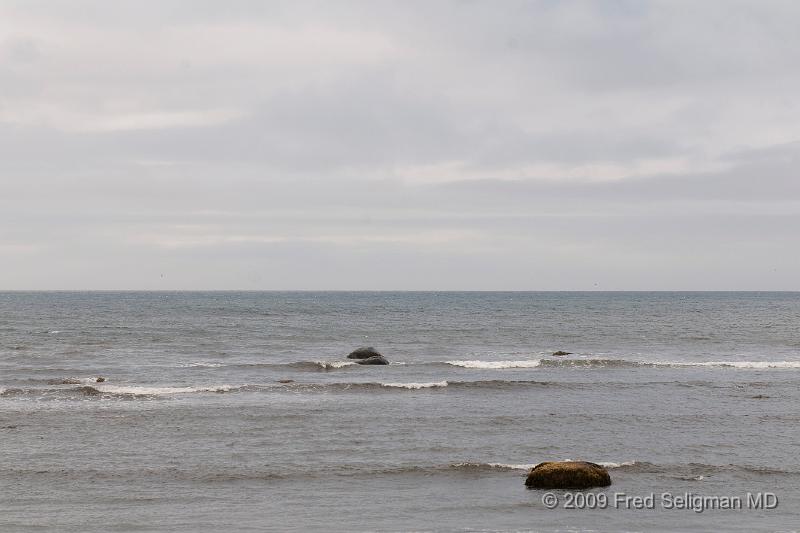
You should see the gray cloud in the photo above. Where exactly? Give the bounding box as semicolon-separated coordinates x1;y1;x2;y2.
1;0;799;289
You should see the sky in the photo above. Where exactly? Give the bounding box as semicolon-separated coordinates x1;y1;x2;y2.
1;0;799;290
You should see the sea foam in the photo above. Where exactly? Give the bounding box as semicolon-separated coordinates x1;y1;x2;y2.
316;361;357;369
445;358;800;370
446;360;542;369
96;385;233;396
688;361;800;369
381;381;448;389
456;460;636;472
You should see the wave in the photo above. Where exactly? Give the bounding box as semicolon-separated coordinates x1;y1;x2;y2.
181;360;359;371
604;461;800;477
5;377;105;386
381;381;448;389
280;380;559;393
451;460;798;478
446;358;800;370
46;377;99;385
95;384;233;396
311;361;358;370
451;460;637;472
446;360;542;369
0;384;235;399
4;460;795;484
6;369;797;401
173;357;800;373
687;361;800;369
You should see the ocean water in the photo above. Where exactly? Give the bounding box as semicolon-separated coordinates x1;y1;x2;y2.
1;291;799;532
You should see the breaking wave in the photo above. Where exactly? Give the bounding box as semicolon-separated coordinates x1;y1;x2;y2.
4;460;796;484
451;460;637;472
0;379;562;399
0;384;235;400
446;360;542;369
181;360;359;371
381;381;449;389
95;384;234;396
685;361;800;369
173;358;800;372
445;359;800;370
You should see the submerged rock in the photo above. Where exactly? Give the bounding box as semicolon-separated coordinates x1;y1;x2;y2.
277;379;295;384
347;346;383;359
96;377;106;383
551;351;572;356
78;386;102;396
354;355;389;365
525;461;611;489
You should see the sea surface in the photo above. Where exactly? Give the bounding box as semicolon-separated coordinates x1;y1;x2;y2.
1;291;799;532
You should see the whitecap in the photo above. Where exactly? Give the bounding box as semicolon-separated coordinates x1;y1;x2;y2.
96;384;232;395
656;361;800;369
381;381;448;389
317;361;357;369
596;461;637;469
446;360;542;369
549;459;636;469
488;462;537;471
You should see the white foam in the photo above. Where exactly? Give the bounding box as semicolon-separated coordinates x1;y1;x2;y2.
446;360;542;369
381;381;448;389
464;461;635;471
318;361;357;369
597;461;636;469
693;361;800;369
489;462;536;470
547;459;636;469
650;361;800;369
96;384;232;395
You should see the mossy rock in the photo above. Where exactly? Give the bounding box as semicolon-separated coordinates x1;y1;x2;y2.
525;461;611;489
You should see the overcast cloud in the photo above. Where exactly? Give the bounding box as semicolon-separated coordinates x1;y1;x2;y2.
1;0;799;289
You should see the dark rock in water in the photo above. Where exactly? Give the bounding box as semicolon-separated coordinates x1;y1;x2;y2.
525;461;611;489
347;346;383;359
278;379;295;384
78;386;102;396
354;355;389;365
751;394;770;399
96;377;106;383
551;351;572;356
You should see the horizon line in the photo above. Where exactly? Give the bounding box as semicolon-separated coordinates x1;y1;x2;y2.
1;289;798;293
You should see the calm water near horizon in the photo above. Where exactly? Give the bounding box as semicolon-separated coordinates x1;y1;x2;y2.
1;291;799;531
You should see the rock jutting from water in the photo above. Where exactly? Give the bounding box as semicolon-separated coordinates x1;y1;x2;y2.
525;461;611;489
347;346;383;359
551;351;572;356
354;355;389;365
